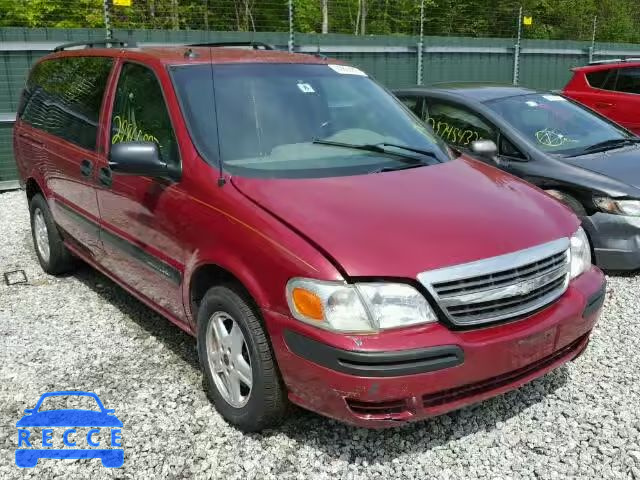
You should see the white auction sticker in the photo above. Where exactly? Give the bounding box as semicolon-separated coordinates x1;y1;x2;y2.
328;64;367;76
542;94;566;102
297;82;315;93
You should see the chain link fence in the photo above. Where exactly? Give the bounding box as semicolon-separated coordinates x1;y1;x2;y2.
1;1;640;187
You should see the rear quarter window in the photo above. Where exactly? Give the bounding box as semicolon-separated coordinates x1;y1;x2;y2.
585;69;617;91
20;56;113;150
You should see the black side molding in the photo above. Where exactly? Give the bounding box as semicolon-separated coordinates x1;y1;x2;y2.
583;281;607;318
283;330;464;377
56;201;182;285
57;201;100;238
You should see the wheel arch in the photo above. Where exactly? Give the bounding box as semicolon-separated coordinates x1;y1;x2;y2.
25;177;44;202
187;261;265;324
541;185;588;217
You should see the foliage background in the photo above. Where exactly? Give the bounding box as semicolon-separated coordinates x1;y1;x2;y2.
1;0;639;42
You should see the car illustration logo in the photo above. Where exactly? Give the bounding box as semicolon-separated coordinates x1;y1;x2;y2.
15;391;123;468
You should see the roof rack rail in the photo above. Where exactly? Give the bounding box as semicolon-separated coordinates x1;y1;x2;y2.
54;39;137;52
187;41;277;50
588;57;640;65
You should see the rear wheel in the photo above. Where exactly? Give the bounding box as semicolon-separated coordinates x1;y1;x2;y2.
197;285;288;432
29;194;75;275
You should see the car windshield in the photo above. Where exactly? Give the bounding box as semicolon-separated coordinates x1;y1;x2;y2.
486;93;632;156
171;63;450;178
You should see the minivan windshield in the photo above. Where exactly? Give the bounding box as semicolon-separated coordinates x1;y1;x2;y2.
171;63;450;178
486;93;633;157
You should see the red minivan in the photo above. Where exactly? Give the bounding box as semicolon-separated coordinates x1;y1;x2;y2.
14;41;606;431
564;59;640;134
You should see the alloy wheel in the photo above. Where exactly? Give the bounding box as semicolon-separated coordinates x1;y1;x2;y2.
33;208;50;263
206;311;253;408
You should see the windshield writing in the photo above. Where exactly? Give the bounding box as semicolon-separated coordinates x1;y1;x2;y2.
486;94;630;156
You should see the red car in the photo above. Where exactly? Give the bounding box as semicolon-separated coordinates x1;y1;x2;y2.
564;59;640;134
14;40;605;431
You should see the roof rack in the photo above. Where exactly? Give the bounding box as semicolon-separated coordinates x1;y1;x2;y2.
187;41;277;50
54;39;137;52
588;57;640;65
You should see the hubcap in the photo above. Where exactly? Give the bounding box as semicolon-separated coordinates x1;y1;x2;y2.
33;208;50;263
206;312;253;408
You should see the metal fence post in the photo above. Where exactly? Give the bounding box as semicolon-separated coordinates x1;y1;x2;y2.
204;0;209;31
417;0;425;85
103;0;113;40
512;6;523;86
588;15;598;63
288;0;295;52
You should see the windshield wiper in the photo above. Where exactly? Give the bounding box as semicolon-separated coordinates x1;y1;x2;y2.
312;139;441;165
369;164;426;174
574;137;640;156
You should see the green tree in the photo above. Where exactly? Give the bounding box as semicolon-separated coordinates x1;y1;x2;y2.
1;0;639;44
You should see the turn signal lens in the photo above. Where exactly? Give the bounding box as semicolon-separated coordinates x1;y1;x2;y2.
291;287;324;321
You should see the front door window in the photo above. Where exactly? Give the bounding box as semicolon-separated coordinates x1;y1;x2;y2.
426;101;498;149
111;63;179;167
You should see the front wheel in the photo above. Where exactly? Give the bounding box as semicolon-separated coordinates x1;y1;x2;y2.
197;285;288;432
29;194;75;275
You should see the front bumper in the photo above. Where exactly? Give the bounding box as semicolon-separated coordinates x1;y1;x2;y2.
266;267;605;428
582;212;640;271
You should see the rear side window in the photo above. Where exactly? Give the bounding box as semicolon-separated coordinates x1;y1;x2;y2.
19;57;113;150
615;68;640;94
111;63;179;166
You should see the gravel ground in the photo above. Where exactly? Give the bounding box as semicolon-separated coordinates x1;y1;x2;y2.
1;188;639;480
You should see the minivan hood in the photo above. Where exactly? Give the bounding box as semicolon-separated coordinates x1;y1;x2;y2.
562;145;640;191
232;158;578;278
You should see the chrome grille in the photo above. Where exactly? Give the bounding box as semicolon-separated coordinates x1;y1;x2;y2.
417;238;570;326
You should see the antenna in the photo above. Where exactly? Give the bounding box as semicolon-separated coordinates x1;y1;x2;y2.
207;46;226;187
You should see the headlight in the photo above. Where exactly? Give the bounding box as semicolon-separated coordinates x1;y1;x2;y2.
286;278;437;333
594;197;640;216
569;227;591;279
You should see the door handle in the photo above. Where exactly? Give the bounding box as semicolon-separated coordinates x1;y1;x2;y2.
595;101;614;108
80;159;93;177
98;167;112;188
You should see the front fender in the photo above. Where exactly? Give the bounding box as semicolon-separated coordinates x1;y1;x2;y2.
178;189;342;326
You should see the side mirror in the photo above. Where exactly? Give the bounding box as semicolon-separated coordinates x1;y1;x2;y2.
470;140;498;160
109;141;180;181
23;408;35;414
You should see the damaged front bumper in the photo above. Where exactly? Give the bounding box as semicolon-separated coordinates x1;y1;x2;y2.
582;212;640;271
265;267;605;428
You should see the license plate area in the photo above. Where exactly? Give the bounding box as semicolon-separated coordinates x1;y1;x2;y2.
515;326;557;366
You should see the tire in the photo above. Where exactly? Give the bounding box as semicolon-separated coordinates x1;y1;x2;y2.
29;193;75;275
197;285;288;432
545;190;587;217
